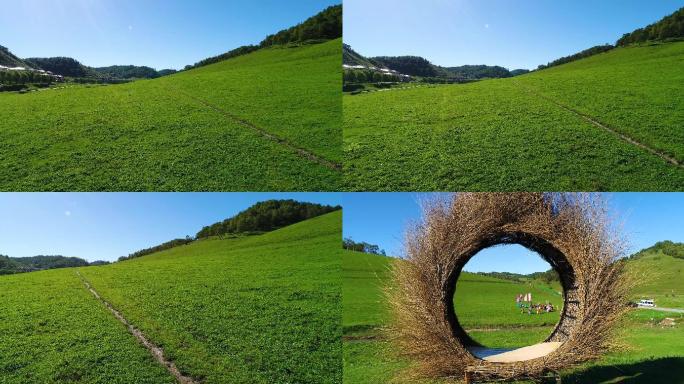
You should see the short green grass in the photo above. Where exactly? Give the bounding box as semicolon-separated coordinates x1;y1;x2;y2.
0;40;341;191
0;211;341;384
0;269;175;383
343;250;684;384
344;42;684;191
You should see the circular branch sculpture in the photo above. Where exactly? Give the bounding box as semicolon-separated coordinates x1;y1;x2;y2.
388;193;629;382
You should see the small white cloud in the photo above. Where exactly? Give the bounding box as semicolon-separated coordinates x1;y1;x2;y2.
128;25;133;31
485;24;490;29
65;211;72;216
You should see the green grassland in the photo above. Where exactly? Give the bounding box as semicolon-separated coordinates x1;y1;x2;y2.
0;40;341;191
0;211;341;384
627;249;684;308
344;42;684;191
343;250;684;384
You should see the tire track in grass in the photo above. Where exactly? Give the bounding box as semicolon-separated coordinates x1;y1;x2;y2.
165;86;342;172
76;271;198;384
516;82;683;169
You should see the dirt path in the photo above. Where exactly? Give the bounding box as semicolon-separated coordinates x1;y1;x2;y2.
640;306;684;314
167;86;342;171
516;82;683;169
75;271;197;384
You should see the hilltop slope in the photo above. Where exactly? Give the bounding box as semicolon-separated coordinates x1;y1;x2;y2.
0;45;32;68
0;39;341;191
0;212;341;384
344;42;684;191
627;246;684;308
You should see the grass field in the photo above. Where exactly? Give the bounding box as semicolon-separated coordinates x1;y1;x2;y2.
343;250;684;384
0;40;341;191
344;42;684;191
0;211;341;384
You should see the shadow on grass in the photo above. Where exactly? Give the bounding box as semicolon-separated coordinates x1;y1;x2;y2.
565;357;684;384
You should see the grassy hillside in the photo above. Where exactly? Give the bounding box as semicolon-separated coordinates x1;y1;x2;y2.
0;211;341;384
343;249;684;383
0;39;341;191
344;42;684;191
627;248;684;308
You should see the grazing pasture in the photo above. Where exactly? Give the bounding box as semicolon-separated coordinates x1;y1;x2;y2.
344;42;684;191
343;250;684;383
0;212;342;384
0;40;342;191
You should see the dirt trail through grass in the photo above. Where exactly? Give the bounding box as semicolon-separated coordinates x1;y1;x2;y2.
75;271;197;384
167;85;342;171
517;81;683;169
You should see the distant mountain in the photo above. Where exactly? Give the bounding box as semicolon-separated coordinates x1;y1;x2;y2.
343;45;522;82
94;65;176;79
0;255;100;275
0;45;32;68
25;57;175;80
372;55;440;77
188;4;341;70
444;64;513;80
25;57;97;78
618;6;684;46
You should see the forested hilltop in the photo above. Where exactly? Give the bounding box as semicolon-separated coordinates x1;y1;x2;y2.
118;200;341;262
25;57;175;81
187;4;341;70
539;6;684;70
618;7;684;46
370;54;526;81
0;255;108;275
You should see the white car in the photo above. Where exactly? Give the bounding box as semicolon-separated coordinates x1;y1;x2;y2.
637;299;655;307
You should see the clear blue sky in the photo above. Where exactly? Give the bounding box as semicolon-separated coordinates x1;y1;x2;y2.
0;0;339;70
0;193;341;262
343;193;684;274
344;0;684;70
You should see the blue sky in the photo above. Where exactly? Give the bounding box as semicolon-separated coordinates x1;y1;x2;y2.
343;193;684;274
0;193;341;262
344;0;684;70
0;0;338;70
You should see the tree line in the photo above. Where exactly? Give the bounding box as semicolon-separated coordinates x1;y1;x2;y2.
631;240;684;260
196;200;340;239
342;238;386;256
537;44;614;70
117;237;194;262
117;200;340;262
0;255;105;275
187;4;341;70
617;7;684;46
260;5;341;47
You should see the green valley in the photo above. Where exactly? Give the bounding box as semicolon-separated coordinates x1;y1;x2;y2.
0;211;342;384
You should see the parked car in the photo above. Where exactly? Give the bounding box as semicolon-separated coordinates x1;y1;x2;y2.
637;299;656;307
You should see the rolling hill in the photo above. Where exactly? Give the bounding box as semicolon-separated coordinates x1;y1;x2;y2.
344;40;684;191
627;243;684;308
0;211;341;384
0;45;33;68
0;4;342;191
343;245;684;383
0;37;342;191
